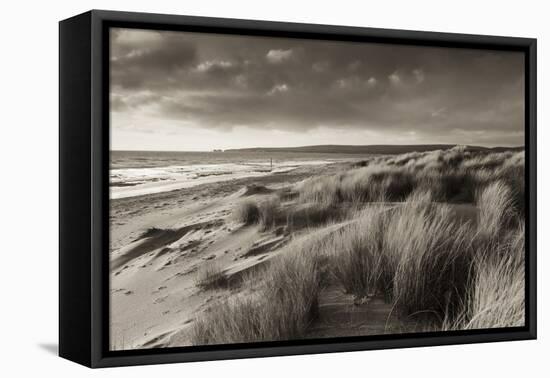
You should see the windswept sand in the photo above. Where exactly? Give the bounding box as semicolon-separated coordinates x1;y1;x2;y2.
109;163;346;350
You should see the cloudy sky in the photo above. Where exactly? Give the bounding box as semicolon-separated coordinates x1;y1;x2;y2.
110;27;525;151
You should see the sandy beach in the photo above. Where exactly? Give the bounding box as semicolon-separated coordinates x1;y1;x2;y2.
110;161;348;350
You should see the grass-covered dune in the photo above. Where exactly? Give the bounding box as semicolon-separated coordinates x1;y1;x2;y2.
192;147;525;345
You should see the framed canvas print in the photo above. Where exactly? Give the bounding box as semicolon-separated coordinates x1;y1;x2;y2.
59;10;537;368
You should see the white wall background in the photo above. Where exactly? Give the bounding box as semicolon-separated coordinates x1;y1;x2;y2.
0;0;547;375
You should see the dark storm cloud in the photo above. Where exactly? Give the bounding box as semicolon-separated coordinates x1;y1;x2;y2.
110;28;524;145
111;31;198;89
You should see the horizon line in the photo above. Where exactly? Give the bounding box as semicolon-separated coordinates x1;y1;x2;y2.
111;143;526;153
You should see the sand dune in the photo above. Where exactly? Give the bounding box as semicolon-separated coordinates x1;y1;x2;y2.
110;148;522;350
110;187;476;349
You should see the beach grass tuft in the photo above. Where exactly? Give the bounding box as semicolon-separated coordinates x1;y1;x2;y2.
234;200;260;225
191;238;324;344
195;262;229;290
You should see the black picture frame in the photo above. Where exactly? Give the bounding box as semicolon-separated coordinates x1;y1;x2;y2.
59;9;537;368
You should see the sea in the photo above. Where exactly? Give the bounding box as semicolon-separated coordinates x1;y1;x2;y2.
110;150;362;199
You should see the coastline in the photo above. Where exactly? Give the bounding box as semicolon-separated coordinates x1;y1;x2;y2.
109;162;347;349
110;163;345;249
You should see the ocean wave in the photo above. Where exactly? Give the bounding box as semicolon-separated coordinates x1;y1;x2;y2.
109;160;337;199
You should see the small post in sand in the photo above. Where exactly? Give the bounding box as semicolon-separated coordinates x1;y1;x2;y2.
270;158;273;171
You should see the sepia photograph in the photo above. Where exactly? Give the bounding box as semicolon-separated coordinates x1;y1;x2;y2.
108;27;526;351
